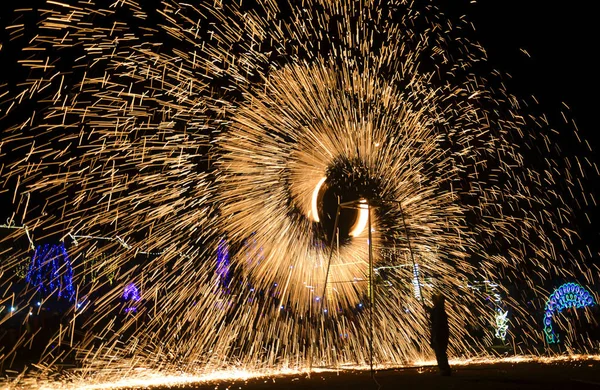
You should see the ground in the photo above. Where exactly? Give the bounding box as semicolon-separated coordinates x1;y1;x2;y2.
167;360;600;390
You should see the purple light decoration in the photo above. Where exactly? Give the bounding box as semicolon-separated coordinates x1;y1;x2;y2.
216;239;231;288
123;282;140;314
123;283;141;302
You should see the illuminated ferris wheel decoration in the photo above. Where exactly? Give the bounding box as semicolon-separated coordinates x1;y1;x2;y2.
543;282;596;344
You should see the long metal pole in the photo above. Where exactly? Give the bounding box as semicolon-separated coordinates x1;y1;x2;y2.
321;203;341;304
398;201;424;306
367;203;374;377
314;201;340;373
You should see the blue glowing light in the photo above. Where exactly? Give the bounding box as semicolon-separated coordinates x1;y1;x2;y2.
543;282;596;344
123;282;141;313
123;283;141;301
26;243;75;302
216;239;231;289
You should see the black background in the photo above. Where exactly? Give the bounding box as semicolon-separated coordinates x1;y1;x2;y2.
1;1;597;138
443;0;597;153
442;0;600;259
1;0;598;251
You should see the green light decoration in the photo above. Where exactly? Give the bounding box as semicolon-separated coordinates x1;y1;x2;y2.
14;256;30;279
544;283;596;344
468;280;508;341
494;309;509;341
82;254;99;285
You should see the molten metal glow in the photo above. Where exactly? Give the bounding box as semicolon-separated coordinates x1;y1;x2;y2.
310;177;327;222
349;200;369;237
14;356;600;390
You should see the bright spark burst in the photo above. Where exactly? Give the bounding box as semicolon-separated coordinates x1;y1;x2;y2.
0;0;598;386
6;355;600;390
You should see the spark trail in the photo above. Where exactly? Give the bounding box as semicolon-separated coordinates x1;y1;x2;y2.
0;0;597;387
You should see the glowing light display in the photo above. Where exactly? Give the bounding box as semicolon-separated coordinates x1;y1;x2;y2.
123;283;141;302
26;243;75;301
123;282;141;313
412;264;421;300
466;280;508;341
217;240;232;289
495;309;509;341
543;283;596;344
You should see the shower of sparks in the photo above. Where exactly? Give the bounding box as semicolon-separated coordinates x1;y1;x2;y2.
0;0;598;386
5;355;600;390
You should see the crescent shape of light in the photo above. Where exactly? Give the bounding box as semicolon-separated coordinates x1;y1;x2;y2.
310;177;327;222
349;199;369;237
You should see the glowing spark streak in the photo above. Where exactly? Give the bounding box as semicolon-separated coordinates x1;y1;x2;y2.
349;200;369;237
23;356;600;390
310;177;327;222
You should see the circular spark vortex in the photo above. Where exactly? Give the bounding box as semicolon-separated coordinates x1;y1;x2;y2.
219;62;467;311
0;0;596;384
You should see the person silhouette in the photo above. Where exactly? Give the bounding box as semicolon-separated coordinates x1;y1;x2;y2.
429;293;452;376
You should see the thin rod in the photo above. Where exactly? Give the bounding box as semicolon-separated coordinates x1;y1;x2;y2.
314;201;340;373
398;200;425;307
368;203;374;377
321;201;341;305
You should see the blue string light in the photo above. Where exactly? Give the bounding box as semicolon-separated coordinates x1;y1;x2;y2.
544;282;596;344
26;242;75;302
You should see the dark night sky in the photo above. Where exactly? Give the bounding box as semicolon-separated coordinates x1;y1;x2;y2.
1;1;596;152
445;0;598;150
0;0;598;248
444;0;600;253
1;0;597;132
1;1;597;162
443;0;579;142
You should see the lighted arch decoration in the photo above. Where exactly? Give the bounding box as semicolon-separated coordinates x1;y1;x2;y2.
543;282;596;344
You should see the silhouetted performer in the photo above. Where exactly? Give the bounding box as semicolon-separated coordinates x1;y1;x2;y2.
429;293;452;376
